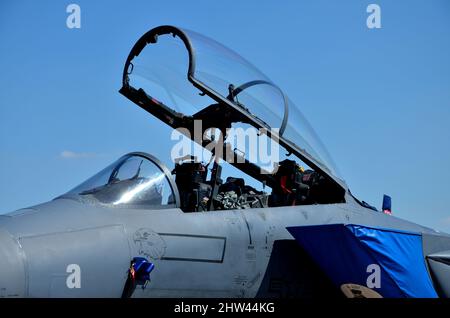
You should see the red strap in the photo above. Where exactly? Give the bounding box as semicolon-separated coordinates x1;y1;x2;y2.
280;176;292;194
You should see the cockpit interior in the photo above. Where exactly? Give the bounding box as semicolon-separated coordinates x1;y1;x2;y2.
61;25;347;212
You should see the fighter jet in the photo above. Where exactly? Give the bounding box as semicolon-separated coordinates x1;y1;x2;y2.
1;25;449;298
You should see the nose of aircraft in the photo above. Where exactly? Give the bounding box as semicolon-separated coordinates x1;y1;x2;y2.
0;228;26;297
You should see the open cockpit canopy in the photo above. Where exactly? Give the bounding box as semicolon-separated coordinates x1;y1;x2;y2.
119;25;345;191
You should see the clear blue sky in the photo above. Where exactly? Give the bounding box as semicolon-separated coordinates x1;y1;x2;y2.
1;0;449;233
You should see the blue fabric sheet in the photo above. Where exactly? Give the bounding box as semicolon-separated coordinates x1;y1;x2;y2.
287;224;437;298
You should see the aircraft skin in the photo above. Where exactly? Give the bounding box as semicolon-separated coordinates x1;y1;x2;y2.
1;185;449;298
1;25;449;298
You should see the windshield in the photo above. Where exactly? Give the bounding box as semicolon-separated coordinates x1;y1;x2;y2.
64;153;177;208
124;26;341;180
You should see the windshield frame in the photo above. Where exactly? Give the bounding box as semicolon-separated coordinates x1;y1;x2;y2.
57;152;181;209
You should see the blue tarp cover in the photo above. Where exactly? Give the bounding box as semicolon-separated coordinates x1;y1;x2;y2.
287;224;437;298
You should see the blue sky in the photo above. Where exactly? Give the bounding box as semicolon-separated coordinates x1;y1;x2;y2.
1;0;449;232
